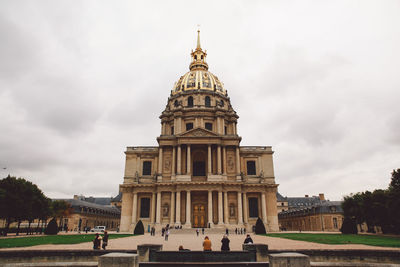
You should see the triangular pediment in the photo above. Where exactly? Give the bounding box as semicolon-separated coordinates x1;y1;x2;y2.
178;127;219;137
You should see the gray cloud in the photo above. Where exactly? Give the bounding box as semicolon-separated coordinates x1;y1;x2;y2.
1;0;399;201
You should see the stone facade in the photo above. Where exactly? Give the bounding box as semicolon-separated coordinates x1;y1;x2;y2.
278;201;343;231
119;31;279;232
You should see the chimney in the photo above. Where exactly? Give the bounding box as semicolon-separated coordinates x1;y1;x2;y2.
73;195;78;200
319;193;325;201
305;195;309;198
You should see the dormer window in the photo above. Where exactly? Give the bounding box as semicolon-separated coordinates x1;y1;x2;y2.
195;55;197;60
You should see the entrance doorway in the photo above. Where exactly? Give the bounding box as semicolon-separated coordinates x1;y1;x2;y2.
193;204;206;228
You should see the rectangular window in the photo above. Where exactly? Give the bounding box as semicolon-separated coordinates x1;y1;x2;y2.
205;123;213;131
224;126;227;135
247;161;256;175
186;123;193;131
142;161;152;175
140;198;150;218
248;197;259;218
171;126;174;135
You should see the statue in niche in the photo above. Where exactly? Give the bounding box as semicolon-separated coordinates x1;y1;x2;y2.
227;156;235;172
260;170;264;178
229;204;236;217
162;204;169;217
134;171;139;182
164;158;171;172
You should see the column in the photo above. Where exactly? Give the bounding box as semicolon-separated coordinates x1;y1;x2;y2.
261;192;267;223
208;145;212;175
237;192;243;224
172;146;176;176
158;147;163;174
223;146;227;175
187;145;191;174
243;192;248;224
185;191;191;225
170;191;175;225
177;145;181;174
156;191;161;224
224;191;229;224
208;191;213;226
236;147;241;175
151;192;156;223
217;145;222;174
132;192;138;224
218;191;223;224
175;191;181;225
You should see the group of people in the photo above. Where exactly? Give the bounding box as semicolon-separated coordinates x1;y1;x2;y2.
92;231;109;250
161;226;170;241
197;234;254;251
234;228;246;235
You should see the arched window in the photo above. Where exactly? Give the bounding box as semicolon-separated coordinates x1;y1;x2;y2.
188;96;193;107
220;100;224;107
194;55;197;60
205;96;211;107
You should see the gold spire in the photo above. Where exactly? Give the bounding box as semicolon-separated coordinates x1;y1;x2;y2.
190;29;208;71
196;29;201;50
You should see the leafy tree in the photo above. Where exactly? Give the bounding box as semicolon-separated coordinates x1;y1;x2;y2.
255;217;266;234
389;169;400;192
0;175;51;236
51;200;72;229
134;220;144;235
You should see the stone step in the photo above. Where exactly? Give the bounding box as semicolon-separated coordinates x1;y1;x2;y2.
140;263;268;267
0;262;98;267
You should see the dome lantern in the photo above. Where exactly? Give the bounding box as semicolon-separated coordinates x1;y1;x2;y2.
172;30;226;96
189;30;208;71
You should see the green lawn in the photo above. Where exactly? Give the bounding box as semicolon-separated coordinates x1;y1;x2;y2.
0;234;134;248
266;233;400;248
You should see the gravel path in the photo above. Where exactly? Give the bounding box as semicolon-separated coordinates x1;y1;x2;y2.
2;232;400;251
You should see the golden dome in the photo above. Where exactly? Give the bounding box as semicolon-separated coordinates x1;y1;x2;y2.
172;70;226;95
172;30;227;96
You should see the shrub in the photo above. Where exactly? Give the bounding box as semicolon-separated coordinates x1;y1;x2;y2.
44;218;58;235
134;220;144;235
340;217;358;234
255;217;266;234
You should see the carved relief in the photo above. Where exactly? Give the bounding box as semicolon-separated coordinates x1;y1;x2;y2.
227;155;235;173
164;156;171;172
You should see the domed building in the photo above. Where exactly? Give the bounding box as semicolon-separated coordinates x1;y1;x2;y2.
119;31;279;232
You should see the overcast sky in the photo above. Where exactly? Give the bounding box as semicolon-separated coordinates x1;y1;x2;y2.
1;1;399;201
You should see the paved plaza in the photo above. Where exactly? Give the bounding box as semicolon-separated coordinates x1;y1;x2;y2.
3;230;400;251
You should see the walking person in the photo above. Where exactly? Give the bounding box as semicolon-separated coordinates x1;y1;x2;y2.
202;228;205;235
165;229;169;241
93;233;101;250
225;228;229;235
196;228;199;236
221;234;230;251
101;231;109;250
203;236;212;251
162;227;165;236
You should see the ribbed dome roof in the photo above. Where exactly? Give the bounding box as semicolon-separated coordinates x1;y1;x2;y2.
172;70;226;95
171;30;226;96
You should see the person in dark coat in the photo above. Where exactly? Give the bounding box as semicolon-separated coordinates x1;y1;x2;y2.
93;233;101;250
102;231;109;250
221;234;230;251
243;234;253;244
